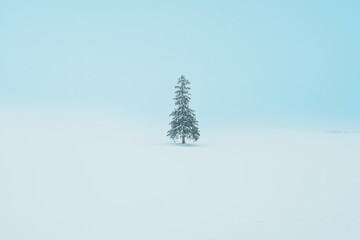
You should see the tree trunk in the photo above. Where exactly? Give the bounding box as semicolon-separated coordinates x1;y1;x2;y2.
182;136;185;144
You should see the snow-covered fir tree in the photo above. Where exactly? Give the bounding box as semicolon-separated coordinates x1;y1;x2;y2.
167;75;200;144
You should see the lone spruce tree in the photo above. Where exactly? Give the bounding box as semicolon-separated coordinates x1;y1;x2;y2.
167;75;200;144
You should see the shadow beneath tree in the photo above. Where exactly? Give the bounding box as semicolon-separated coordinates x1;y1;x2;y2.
168;142;202;147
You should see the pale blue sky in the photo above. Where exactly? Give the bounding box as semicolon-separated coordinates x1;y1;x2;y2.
1;0;359;127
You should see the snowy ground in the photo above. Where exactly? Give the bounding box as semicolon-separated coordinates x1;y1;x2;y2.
1;111;359;240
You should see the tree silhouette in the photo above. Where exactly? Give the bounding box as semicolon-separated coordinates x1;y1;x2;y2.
167;75;200;144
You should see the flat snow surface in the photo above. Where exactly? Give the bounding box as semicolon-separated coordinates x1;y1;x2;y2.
1;112;359;240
